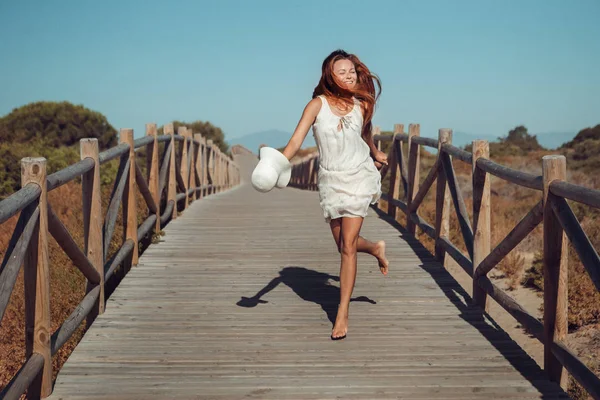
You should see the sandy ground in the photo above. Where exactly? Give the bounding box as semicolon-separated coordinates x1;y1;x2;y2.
444;257;547;366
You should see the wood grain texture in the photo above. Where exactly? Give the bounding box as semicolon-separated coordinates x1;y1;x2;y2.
146;123;160;233
81;139;105;326
21;157;52;398
49;154;567;400
178;126;189;209
406;124;420;235
165;124;177;219
542;155;568;389
435;129;452;268
386;125;403;219
472;140;490;311
120;129;139;266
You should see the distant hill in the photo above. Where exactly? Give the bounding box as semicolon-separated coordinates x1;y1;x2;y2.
229;129;316;153
419;130;575;150
560;124;600;173
230;127;576;156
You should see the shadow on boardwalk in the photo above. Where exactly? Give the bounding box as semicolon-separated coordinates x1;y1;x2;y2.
370;206;568;397
236;266;376;325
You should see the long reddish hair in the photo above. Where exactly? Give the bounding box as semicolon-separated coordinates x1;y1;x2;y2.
312;49;382;140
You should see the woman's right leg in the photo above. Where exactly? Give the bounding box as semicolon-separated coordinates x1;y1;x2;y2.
329;219;389;275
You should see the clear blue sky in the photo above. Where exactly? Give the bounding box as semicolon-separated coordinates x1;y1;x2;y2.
1;0;598;144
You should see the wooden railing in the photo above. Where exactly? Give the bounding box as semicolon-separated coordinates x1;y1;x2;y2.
289;124;600;399
0;123;240;399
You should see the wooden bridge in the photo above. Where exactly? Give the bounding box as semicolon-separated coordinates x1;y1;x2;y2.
1;123;600;399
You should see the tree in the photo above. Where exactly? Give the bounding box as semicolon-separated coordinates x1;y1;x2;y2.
0;101;118;149
0;101;118;198
498;125;543;152
158;120;229;153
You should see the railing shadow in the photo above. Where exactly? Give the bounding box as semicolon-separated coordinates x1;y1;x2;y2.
370;205;568;397
236;266;376;325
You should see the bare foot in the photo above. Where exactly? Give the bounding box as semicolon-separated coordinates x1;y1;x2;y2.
331;307;348;340
374;240;389;275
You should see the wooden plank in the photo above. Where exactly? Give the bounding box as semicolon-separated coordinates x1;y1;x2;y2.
103;158;129;260
47;205;100;284
441;152;474;260
0;354;44;400
47;158;95;192
135;162;158;214
475;201;543;279
0;184;40;225
477;158;543;192
0;206;39;327
550;180;600;209
550;195;600;292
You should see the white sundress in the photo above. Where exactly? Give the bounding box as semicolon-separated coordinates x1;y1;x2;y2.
312;95;382;223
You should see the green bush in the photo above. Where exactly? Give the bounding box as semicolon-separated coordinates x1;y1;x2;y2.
0;101;117;149
0;101;119;198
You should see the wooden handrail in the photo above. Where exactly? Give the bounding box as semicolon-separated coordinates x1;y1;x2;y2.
0;124;241;399
291;124;600;399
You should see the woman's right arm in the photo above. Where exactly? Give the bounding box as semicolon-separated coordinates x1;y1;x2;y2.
281;98;321;161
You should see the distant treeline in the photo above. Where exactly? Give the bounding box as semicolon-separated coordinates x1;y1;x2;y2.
0;101;231;198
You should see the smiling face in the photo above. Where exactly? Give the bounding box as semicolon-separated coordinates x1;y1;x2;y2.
332;59;357;90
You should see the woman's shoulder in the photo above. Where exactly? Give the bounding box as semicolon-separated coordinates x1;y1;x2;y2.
305;97;323;115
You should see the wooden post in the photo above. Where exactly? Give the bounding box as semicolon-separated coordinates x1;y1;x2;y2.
215;146;223;193
435;129;452;267
387;124;403;218
220;149;224;190
178;126;189;209
221;150;225;191
146;123;160;233
472;140;491;310
120;129;138;266
80;139;104;318
22;157;52;398
542;155;568;389
194;133;203;199
202;137;208;196
187;128;197;200
374;125;381;151
165;124;177;218
207;140;214;194
406;124;420;235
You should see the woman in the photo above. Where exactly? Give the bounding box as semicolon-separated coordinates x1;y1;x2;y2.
281;49;389;340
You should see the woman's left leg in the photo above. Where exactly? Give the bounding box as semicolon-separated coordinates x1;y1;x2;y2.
331;216;364;339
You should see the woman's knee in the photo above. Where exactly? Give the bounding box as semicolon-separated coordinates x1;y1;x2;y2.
340;237;358;256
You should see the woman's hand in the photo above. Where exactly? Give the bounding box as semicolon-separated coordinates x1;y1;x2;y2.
372;150;388;170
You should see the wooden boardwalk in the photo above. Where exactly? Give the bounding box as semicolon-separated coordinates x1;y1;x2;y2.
49;154;568;399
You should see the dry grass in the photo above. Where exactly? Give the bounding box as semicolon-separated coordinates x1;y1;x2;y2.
0;157;149;393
